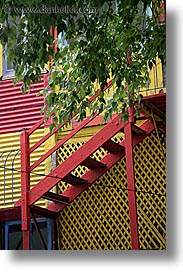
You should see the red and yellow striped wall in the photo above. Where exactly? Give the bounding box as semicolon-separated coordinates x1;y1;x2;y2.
0;69;47;209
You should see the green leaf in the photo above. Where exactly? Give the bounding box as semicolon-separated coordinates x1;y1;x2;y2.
137;93;143;104
0;0;165;129
21;83;26;95
53;116;58;125
49;123;55;134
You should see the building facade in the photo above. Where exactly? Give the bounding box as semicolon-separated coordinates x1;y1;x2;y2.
0;11;166;249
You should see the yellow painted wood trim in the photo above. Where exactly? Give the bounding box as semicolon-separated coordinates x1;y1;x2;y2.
44;128;57;202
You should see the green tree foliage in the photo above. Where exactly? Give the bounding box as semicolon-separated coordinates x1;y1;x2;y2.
0;0;166;129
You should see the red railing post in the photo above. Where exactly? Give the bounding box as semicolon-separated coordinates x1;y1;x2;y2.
124;107;140;250
20;130;30;250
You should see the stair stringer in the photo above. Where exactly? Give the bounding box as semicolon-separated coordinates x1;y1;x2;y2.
15;114;125;207
47;118;155;213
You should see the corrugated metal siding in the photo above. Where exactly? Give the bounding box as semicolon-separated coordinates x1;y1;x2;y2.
141;57;165;96
0;75;45;134
0;129;46;209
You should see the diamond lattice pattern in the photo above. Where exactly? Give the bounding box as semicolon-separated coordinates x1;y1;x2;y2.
56;130;166;250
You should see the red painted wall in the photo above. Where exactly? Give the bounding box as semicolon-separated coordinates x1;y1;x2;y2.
0;74;46;134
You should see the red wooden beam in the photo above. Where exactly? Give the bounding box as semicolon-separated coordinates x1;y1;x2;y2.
0;207;56;222
27;116;45;137
28;80;113;155
47;150;125;213
46;118;154;213
54;26;58;53
15;115;125;207
30;205;59;219
124;122;139;250
31;212;48;250
0;208;21;222
29;111;99;171
20;131;31;250
88;79;113;103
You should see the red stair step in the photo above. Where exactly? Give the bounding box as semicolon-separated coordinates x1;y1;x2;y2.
135;116;149;121
81;157;107;170
42;191;69;203
46;118;155;214
121;124;146;135
30;205;59;219
15;115;126;208
63;174;88;186
131;124;146;135
102;139;125;153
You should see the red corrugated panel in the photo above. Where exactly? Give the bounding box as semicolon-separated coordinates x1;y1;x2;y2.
0;74;46;134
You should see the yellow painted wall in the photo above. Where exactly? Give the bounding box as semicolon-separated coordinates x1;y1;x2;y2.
0;129;47;209
0;39;165;211
146;57;165;95
135;56;165;98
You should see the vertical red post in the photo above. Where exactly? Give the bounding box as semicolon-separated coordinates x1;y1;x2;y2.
20;130;30;250
54;26;58;53
124;112;139;250
49;25;53;64
49;25;58;64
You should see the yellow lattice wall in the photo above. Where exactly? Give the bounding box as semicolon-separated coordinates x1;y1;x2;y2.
56;128;166;250
134;132;166;249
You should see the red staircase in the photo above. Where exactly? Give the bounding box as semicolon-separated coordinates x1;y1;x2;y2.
14;76;166;250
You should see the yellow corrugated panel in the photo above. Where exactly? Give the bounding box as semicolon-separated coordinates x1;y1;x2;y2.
0;129;47;209
148;58;163;92
57;124;104;144
140;57;165;97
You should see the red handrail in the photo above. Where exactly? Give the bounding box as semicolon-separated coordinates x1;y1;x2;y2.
29;111;99;171
26;78;113;171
